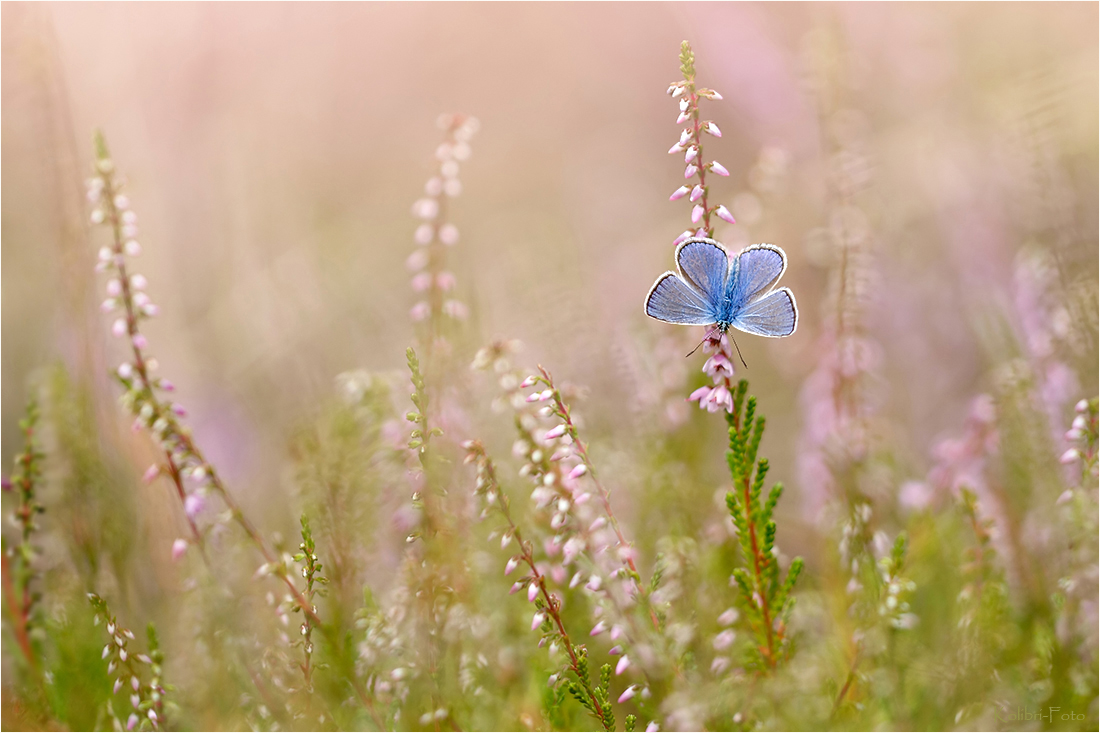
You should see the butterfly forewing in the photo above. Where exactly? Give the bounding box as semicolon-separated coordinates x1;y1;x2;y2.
645;272;720;325
675;238;731;304
731;287;797;337
728;244;787;310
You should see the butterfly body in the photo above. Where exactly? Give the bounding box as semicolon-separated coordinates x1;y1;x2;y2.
645;237;797;337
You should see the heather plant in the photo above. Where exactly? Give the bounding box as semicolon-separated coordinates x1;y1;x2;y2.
2;21;1098;733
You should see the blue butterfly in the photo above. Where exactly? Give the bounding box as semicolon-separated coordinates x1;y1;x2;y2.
645;237;798;338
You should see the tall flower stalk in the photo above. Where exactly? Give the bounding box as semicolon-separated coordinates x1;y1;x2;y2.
86;132;320;627
1;400;45;671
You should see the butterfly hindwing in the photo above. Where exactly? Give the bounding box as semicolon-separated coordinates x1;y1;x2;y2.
645;272;720;326
675;238;731;305
730;287;798;337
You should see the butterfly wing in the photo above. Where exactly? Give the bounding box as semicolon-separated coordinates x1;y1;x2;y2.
645;272;720;325
727;244;788;311
730;287;798;337
675;238;731;305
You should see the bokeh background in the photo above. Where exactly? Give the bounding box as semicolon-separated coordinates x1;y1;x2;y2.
2;3;1097;729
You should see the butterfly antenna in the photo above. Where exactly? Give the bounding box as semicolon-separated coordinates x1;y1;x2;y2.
686;327;719;358
729;334;749;368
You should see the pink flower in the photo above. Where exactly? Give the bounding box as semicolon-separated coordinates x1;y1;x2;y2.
672;230;694;246
691;205;705;224
184;493;205;518
690;185;704;202
715;205;736;224
684;164;698;179
171;539;189;561
615;655;630;675
709;161;729;176
618;686;637;703
703;353;734;378
669;186;690;201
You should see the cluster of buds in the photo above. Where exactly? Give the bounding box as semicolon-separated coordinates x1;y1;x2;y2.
462;440;640;730
666;41;735;245
86;137;210;555
88;594;166;731
407;114;479;333
1059;398;1098;474
687;332;738;413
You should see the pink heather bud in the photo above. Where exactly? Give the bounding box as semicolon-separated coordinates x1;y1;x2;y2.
98;246;113;262
609;624;624;640
121;211;137;226
142;303;159;317
90;209;105;224
142;464;160;483
147;711;157;723
171;539;188;561
589;517;607;532
131;676;140;691
672;230;694;246
414;223;434;245
117;363;133;379
568;464;587;479
684;164;698;179
669;186;690;201
1059;448;1081;464
100;299;117;313
618;686;637;703
126;714;139;731
718;608;738;626
124;240;142;256
691;205;705;224
132;334;148;350
1066;428;1084;441
406;249;429;272
443;300;468;319
684;146;698;164
159;379;175;392
106;279;123;297
713;629;736;650
532;612;546;631
520;375;538;388
690;185;704;202
130;693;140;709
704;353;734;378
505;557;519;575
709;161;730;176
609;645;623;655
671;86;684;98
679;98;689;112
184;493;205;518
569;571;583;588
646;722;660;732
615;655;630;675
172;403;187;417
715;205;736;224
112;319;127;337
411;272;432;292
676;111;690;124
527;582;540;602
1075;399;1089;413
121;224;138;239
545;424;567;440
590;620;607;636
439;223;460;246
510;581;524;595
704;122;722;137
114;678;124;694
501;532;514;549
129;274;147;290
679;129;691;146
1072;415;1087;430
409;302;430;322
688;385;712;404
538;389;555;401
668;142;684;155
1057;489;1074;505
412;198;439;220
585;574;602;592
695;228;706;237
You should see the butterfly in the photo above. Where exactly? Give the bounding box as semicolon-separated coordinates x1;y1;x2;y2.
645;237;798;340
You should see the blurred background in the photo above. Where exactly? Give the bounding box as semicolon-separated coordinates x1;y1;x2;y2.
4;0;1097;546
2;3;1098;729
